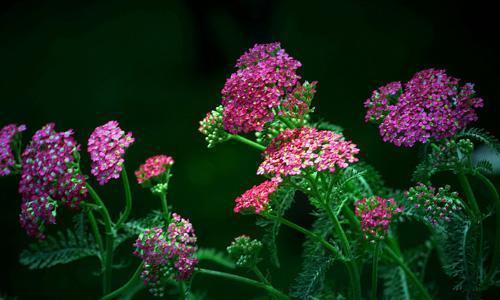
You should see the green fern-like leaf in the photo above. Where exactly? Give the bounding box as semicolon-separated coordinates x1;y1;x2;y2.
122;211;164;236
475;159;493;175
257;184;296;267
196;248;235;269
434;214;481;296
20;227;99;269
458;127;500;154
312;120;344;134
290;211;337;299
381;266;412;300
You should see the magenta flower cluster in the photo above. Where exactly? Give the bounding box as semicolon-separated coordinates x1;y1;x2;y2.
234;178;281;214
18;123;87;238
133;213;198;294
135;155;174;185
0;124;26;176
365;69;483;147
88;121;134;185
257;127;359;177
406;183;462;225
355;196;403;241
221;43;302;133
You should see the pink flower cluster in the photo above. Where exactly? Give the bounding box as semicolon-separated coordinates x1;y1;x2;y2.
364;81;402;123
221;43;302;133
135;155;174;184
133;213;198;295
0;124;26;176
234;178;281;214
406;183;462;226
365;69;483;147
257;127;359;177
88;121;134;185
18;123;87;238
355;196;403;241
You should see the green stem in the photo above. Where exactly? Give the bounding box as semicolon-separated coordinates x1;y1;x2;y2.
385;246;432;300
230;134;266;151
277;115;295;129
252;266;270;285
264;213;340;257
159;191;170;226
100;263;143;300
116;167;133;229
87;210;104;254
196;268;288;300
305;173;361;300
474;172;500;283
324;203;361;300
371;242;380;300
457;172;481;218
87;183;115;294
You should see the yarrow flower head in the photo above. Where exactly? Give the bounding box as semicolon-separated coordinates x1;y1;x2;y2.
405;183;462;226
355;196;403;241
0;124;26;176
257;127;359;177
133;213;198;296
364;81;402;123
234;178;281;214
198;105;230;148
18;123;87;238
88;121;134;185
221;42;303;134
365;69;483;147
135;155;174;185
226;235;263;268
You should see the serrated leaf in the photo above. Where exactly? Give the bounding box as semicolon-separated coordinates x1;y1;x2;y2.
458;127;500;154
20;227;98;269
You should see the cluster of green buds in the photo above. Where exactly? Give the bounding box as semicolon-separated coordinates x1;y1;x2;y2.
226;235;263;268
431;138;474;168
198;105;230;148
405;183;462;226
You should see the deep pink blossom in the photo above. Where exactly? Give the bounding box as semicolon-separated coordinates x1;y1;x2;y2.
257;127;359;177
0;124;26;176
234;178;281;214
18;123;87;238
221;43;302;133
133;213;198;295
355;196;403;241
135;155;174;184
365;69;483;147
88;121;134;185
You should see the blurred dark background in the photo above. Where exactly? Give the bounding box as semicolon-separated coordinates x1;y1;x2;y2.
1;0;499;299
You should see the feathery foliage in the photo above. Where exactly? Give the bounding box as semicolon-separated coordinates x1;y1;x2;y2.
257;184;296;267
290;211;338;299
458;127;500;154
20;214;99;269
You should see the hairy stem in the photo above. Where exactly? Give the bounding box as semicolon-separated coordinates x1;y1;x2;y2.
474;172;500;283
116;167;133;228
385;246;432;300
230;134;266;151
196;268;289;300
371;242;380;300
100;263;143;300
87;183;115;294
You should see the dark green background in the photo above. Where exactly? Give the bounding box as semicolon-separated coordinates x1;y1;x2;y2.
1;0;498;299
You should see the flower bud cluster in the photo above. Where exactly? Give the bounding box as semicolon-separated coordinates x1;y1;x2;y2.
406;183;462;225
198;105;230;148
0;124;26;176
226;235;263;268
